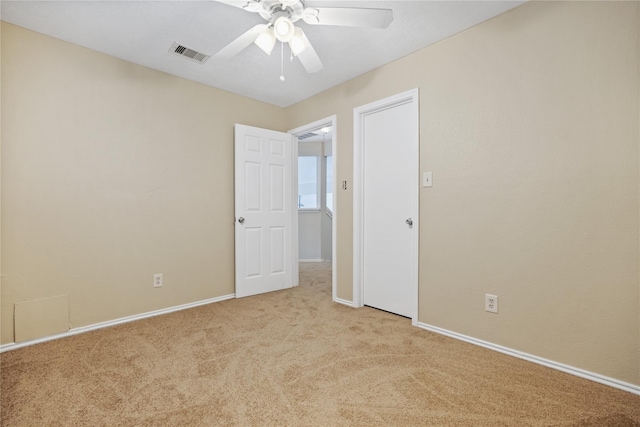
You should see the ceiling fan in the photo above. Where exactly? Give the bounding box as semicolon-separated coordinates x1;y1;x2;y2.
214;0;393;74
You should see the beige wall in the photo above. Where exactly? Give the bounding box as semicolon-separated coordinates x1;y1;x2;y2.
2;1;639;387
286;1;640;385
0;23;286;343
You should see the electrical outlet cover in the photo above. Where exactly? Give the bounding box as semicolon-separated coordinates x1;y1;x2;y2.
153;273;163;288
485;294;498;313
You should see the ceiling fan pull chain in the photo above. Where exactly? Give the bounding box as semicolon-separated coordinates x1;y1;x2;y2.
280;42;285;81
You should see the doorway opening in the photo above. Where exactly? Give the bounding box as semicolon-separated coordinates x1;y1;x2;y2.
289;116;337;301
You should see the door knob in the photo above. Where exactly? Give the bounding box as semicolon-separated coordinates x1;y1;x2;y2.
405;218;413;226
238;217;245;224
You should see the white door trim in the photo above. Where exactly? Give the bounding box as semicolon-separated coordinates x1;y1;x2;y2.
288;115;338;301
291;132;299;287
353;89;419;326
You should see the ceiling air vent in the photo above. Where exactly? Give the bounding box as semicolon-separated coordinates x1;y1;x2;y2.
169;42;211;64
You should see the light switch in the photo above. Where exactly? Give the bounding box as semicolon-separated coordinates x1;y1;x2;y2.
423;171;433;187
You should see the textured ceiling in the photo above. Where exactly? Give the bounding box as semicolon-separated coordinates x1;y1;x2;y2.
0;1;525;107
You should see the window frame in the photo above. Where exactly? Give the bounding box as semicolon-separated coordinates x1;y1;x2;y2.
325;154;333;217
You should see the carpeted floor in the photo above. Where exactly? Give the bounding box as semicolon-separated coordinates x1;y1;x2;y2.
1;262;639;426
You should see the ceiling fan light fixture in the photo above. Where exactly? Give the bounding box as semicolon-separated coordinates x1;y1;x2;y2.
254;27;276;55
289;27;309;56
274;16;295;42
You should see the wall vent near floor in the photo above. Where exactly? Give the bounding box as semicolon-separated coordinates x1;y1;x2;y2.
169;42;211;64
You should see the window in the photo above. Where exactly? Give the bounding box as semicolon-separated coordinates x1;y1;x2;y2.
326;156;333;214
298;156;319;209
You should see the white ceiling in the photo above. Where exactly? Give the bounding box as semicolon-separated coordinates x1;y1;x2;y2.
0;0;525;107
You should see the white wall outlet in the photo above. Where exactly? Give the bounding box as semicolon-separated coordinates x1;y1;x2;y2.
485;294;498;313
153;273;163;288
422;171;433;187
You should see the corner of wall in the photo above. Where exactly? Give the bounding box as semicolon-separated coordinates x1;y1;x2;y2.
637;0;640;386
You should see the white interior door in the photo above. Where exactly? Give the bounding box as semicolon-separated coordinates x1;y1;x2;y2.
354;89;419;320
235;124;294;298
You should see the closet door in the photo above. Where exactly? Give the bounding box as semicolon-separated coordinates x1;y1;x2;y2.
354;89;419;320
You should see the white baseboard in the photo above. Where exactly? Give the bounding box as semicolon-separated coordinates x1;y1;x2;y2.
417;322;640;396
0;294;235;353
299;259;324;263
333;297;357;308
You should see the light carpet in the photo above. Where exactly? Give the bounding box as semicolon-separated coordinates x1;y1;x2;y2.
1;262;639;426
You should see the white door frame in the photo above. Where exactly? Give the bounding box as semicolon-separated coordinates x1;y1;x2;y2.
353;89;419;325
288;115;338;300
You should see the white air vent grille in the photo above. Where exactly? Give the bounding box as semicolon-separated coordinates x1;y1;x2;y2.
169;42;211;64
297;132;318;140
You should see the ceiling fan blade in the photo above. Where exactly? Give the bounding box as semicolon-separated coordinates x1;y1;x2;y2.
215;24;268;59
213;0;262;12
297;37;323;73
303;7;393;29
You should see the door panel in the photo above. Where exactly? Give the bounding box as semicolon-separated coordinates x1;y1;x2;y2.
360;95;418;318
235;124;293;298
270;226;285;273
245;228;262;277
245;162;262;211
270;165;285;211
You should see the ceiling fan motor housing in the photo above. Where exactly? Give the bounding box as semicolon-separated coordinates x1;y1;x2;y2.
258;0;305;23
